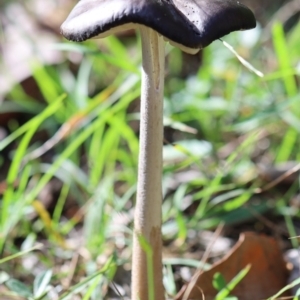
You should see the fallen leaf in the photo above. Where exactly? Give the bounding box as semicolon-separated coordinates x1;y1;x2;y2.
175;232;289;300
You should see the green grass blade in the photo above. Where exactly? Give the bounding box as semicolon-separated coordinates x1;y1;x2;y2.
138;235;155;300
215;264;251;300
0;244;42;264
58;256;114;300
268;277;300;300
1;95;65;241
0;94;66;151
272;22;297;98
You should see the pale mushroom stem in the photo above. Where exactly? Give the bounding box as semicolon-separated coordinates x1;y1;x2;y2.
132;26;165;300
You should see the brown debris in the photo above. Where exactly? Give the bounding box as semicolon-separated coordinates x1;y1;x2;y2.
175;232;290;300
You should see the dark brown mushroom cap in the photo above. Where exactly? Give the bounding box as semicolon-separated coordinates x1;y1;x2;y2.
61;0;256;52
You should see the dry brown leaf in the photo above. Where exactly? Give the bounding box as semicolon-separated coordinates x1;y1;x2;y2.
175;232;289;300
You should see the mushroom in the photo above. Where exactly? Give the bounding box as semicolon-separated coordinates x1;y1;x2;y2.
61;1;256;299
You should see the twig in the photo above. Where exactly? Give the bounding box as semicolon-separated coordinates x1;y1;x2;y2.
255;162;300;194
182;223;224;300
